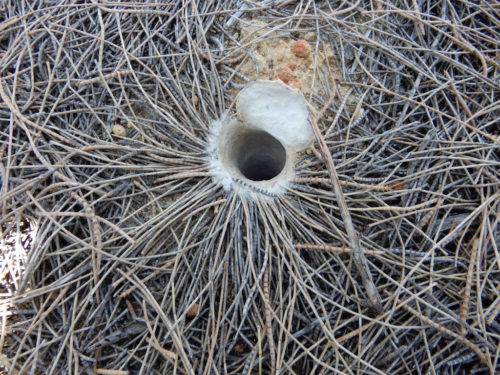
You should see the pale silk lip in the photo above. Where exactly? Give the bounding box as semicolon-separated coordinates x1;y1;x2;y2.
207;80;312;197
235;80;313;149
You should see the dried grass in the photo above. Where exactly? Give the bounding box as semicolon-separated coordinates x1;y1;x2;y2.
0;1;499;374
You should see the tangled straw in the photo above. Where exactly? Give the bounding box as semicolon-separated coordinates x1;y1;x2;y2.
0;1;499;374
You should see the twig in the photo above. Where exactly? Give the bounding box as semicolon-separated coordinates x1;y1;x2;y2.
94;369;130;375
262;266;276;374
460;237;479;329
309;112;383;314
75;70;131;87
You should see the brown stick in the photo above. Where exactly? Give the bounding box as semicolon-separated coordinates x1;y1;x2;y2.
293;177;391;192
194;43;246;66
309;113;383;315
486;297;500;326
460;238;479;329
294;243;384;257
262;266;276;374
94;370;130;375
75;69;131;87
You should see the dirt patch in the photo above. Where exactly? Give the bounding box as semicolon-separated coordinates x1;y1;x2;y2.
229;20;347;105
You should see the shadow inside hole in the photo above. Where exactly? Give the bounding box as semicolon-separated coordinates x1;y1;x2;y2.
232;130;286;181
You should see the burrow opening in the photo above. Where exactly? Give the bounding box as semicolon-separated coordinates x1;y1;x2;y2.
231;130;286;181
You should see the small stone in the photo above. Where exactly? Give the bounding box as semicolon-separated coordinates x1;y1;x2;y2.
186;303;199;318
292;40;310;58
276;66;296;85
289;79;302;89
112;124;127;137
303;32;315;41
389;181;404;191
233;342;246;354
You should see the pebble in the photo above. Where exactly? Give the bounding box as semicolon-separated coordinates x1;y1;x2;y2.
276;66;296;85
303;32;316;41
292;40;311;58
186;303;199;318
112;124;127;137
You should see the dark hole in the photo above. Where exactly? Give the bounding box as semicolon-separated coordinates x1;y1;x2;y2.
234;130;286;181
